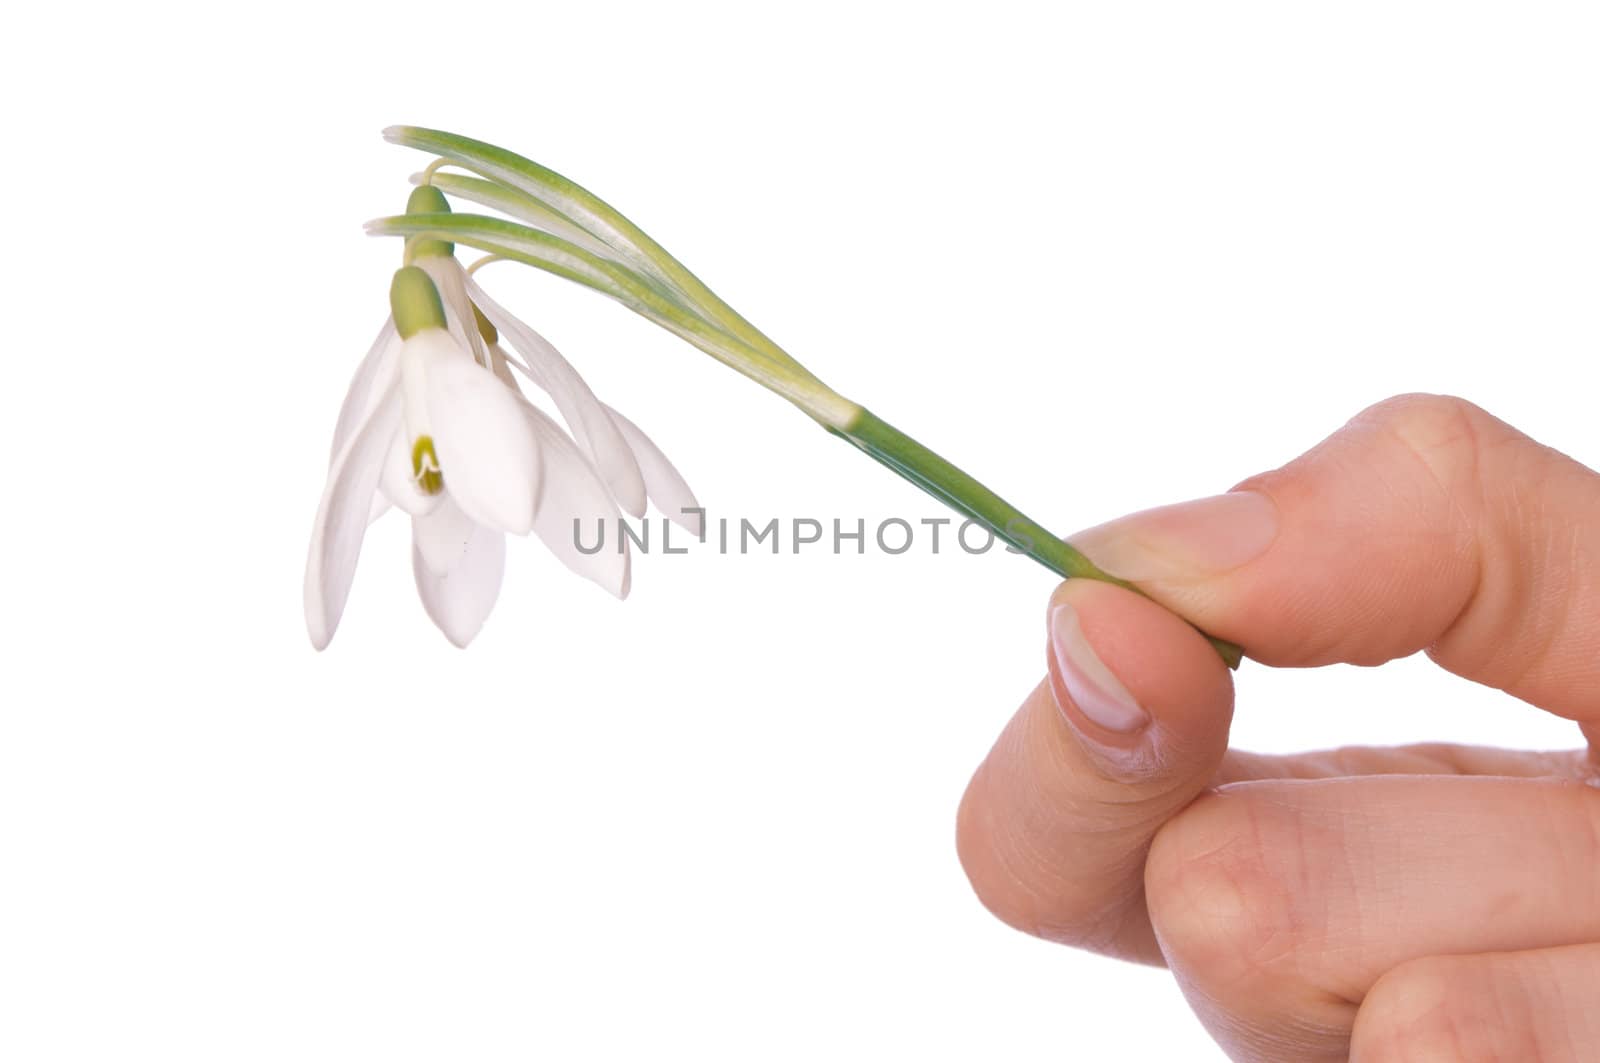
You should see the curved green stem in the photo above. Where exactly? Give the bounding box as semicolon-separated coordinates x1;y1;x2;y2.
838;409;1243;669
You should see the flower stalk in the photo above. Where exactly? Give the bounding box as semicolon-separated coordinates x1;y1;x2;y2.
365;126;1243;668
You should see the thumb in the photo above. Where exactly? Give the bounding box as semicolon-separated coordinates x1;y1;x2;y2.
1067;393;1600;721
956;577;1233;965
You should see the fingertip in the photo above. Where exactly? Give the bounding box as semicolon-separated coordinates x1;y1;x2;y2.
953;582;1241;961
1047;579;1235;762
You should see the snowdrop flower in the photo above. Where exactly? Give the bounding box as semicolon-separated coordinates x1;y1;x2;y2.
342;126;1240;667
404;187;699;541
304;264;535;649
304;201;700;649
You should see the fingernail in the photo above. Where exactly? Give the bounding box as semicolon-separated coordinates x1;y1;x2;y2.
1068;490;1279;583
1049;603;1149;734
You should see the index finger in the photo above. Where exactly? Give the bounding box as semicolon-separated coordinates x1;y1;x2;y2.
1070;393;1600;722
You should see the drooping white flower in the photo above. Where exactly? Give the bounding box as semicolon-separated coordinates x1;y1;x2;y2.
305;209;699;649
467;273;703;540
398;186;702;541
305;264;537;648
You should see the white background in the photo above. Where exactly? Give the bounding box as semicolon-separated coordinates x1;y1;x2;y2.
3;2;1596;1059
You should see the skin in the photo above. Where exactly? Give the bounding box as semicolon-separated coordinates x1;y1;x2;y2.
956;394;1600;1061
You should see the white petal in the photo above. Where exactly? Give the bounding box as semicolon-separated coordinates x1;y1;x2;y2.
417;255;488;368
605;406;702;537
379;426;443;518
304;385;403;650
467;278;648;517
366;492;392;526
526;404;630;598
412;520;505;648
414;329;540;534
329;319;400;465
412;496;478;576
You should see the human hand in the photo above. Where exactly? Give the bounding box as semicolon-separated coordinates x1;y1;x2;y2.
957;394;1600;1061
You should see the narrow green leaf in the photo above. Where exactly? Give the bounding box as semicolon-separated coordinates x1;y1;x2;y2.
384;126;802;372
366;211;858;425
417;174;636;274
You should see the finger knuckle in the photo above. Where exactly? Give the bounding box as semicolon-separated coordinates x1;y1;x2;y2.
1144;791;1305;992
1145;792;1362;1058
955;770;1147;952
1351;957;1462;1062
954;772;1031;929
1352;956;1540;1063
1354;392;1485;450
955;765;1082;942
1356;392;1496;491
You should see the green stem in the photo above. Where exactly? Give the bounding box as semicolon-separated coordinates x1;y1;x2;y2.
839;409;1243;669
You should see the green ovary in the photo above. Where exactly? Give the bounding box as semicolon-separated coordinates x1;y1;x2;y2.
411;436;444;495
